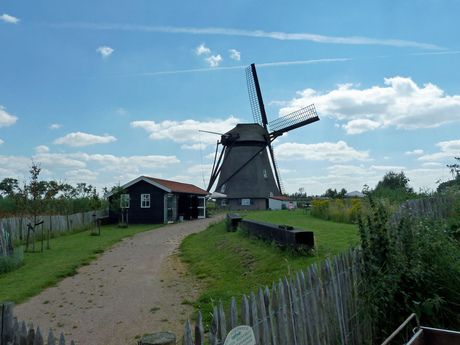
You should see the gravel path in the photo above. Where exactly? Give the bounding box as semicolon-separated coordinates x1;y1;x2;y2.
14;216;222;345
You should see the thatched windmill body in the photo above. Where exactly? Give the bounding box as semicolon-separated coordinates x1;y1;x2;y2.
207;64;319;210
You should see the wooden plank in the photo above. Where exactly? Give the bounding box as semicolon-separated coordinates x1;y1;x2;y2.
218;300;227;342
289;275;303;345
264;285;277;345
283;277;297;345
276;279;288;345
321;258;337;344
27;323;35;345
12;317;19;345
33;326;44;345
1;302;14;345
304;267;320;345
257;287;269;345
296;271;308;345
47;328;56;345
332;254;346;344
249;291;259;343
183;319;193;345
312;263;328;345
227;297;239;331
241;295;250;326
195;311;204;345
19;321;27;345
209;307;218;345
58;333;65;345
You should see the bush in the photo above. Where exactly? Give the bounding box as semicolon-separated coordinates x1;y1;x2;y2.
358;197;460;343
0;247;24;274
310;198;364;223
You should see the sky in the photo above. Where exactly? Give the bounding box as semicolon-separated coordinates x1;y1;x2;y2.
1;1;460;197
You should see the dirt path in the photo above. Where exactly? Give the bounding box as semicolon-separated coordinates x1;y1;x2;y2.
14;216;222;345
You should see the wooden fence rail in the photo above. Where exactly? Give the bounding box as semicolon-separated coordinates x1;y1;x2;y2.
0;210;109;241
182;248;368;345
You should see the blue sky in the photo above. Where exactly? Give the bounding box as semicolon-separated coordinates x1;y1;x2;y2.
1;1;460;196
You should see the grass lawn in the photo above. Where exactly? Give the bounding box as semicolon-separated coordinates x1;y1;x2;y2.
179;209;358;329
0;224;160;304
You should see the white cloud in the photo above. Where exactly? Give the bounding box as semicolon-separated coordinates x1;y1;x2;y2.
116;108;128;115
0;139;3;145
228;49;241;61
29;153;87;170
405;149;424;155
50;124;61;130
205;55;222;67
281;77;460;134
418;139;460;161
72;152;180;170
35;145;50;154
0;106;18;127
181;143;207;150
370;165;406;171
0;14;20;24
53;132;117;147
275;141;371;162
96;46;114;58
130;117;240;144
342;119;381;134
65;169;99;181
54;23;441;49
195;43;211;55
422;162;442;167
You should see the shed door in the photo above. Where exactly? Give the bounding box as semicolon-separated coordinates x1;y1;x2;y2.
197;196;206;219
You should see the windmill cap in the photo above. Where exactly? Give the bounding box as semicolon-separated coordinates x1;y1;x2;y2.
225;123;269;143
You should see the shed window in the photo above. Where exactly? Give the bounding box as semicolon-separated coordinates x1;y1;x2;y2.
120;194;130;208
141;194;150;208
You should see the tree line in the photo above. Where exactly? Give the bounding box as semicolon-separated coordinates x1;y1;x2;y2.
0;162;109;219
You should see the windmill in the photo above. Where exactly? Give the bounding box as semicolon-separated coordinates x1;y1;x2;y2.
206;63;319;210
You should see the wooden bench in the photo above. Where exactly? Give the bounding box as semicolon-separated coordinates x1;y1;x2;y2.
226;212;242;232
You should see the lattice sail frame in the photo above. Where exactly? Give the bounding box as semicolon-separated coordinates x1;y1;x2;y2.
269;104;318;136
246;65;268;128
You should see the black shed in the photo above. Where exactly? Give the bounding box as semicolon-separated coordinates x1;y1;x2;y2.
106;176;209;224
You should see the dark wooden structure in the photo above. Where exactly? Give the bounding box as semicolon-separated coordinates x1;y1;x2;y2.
239;218;314;249
106;176;209;224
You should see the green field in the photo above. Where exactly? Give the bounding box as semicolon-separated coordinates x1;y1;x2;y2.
0;224;160;304
179;209;358;328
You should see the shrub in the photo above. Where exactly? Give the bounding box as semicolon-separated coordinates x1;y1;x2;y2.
310;198;364;223
358;197;460;343
0;247;24;274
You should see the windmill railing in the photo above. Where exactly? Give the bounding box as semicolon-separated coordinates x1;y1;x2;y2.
182;248;369;345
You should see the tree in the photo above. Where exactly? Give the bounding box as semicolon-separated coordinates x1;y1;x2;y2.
0;178;19;197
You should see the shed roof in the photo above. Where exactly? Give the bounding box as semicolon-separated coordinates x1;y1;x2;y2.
269;196;297;201
105;176;209;197
145;177;209;195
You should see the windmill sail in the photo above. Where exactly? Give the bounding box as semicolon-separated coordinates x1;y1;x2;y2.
269;104;319;139
246;64;268;128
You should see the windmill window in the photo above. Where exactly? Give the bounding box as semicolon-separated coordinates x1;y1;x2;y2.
263;169;268;178
220;183;227;193
120;194;130;209
141;194;150;208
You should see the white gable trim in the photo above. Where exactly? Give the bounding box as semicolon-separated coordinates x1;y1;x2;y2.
105;176;171;198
